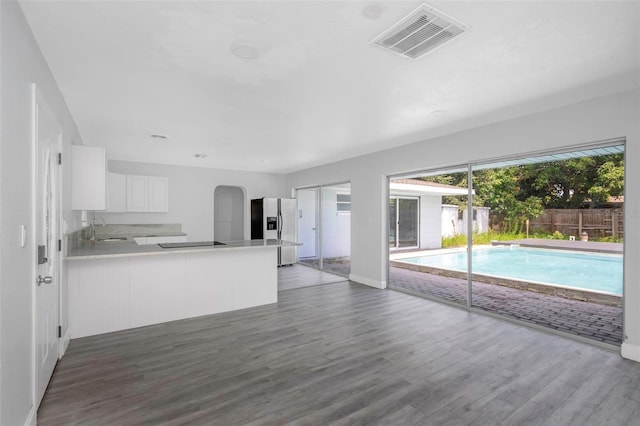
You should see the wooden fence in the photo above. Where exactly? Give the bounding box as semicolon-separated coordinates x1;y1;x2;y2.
524;209;623;239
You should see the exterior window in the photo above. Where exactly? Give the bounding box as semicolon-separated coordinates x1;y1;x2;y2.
337;193;351;212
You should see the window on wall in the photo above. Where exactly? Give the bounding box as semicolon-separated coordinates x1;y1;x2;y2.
337;193;351;213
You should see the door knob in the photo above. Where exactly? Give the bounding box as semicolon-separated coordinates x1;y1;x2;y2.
37;275;53;286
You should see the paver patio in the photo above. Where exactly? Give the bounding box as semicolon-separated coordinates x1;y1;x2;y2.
298;258;623;346
389;266;622;346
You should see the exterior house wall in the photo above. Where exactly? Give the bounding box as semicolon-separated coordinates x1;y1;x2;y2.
460;207;491;235
442;206;493;236
419;195;441;249
321;187;351;259
474;207;491;234
442;205;460;237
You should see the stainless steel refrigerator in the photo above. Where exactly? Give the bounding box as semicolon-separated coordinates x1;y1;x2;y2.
251;198;297;266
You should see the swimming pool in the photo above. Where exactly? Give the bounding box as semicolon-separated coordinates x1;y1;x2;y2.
397;246;623;295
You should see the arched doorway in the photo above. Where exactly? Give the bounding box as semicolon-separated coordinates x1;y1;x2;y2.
214;185;245;241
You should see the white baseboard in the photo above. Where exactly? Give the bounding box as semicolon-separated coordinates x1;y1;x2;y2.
59;328;71;358
621;342;640;362
24;405;36;426
348;274;386;289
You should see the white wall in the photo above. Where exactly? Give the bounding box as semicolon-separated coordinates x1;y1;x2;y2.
284;89;640;360
0;2;84;424
101;160;287;242
420;196;441;249
474;207;490;234
321;187;351;259
441;205;459;237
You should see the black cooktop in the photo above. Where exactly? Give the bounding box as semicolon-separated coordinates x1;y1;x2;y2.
158;241;226;249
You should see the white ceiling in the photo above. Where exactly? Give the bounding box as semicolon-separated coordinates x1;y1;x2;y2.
19;1;640;174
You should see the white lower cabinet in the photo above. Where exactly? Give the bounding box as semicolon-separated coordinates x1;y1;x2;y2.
68;258;130;338
129;255;186;328
67;247;278;338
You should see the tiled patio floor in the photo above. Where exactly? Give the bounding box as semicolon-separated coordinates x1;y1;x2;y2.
299;258;623;346
299;258;351;277
390;267;622;346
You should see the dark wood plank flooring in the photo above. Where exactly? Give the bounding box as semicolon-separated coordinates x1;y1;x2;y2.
39;275;640;425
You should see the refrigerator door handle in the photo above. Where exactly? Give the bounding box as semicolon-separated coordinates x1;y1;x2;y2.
277;213;283;240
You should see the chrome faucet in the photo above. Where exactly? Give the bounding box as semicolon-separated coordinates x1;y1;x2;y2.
89;211;106;243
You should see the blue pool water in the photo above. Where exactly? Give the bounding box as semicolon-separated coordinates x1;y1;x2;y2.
399;246;623;295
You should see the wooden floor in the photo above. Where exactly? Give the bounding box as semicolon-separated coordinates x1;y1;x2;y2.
39;272;640;425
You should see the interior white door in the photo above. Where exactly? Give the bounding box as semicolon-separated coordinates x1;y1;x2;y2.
297;189;317;258
34;88;61;407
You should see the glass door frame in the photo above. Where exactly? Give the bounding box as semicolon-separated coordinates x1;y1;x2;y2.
386;138;626;349
389;195;420;251
295;181;351;276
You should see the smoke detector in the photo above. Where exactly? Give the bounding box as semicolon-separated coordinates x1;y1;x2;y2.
370;3;469;59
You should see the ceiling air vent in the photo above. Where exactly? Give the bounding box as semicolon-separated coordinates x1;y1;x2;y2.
370;3;469;59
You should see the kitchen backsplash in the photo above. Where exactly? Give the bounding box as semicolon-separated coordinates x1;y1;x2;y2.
65;223;185;253
93;223;184;239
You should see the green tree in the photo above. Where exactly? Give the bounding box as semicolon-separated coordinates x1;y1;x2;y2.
473;167;544;232
522;154;623;208
419;153;623;232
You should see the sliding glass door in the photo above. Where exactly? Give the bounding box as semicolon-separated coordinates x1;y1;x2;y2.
297;183;351;277
387;141;625;347
469;145;625;346
388;171;469;307
389;197;419;249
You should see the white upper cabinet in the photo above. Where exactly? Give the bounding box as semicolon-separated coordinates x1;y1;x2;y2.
126;175;168;212
106;173;127;212
71;145;106;211
126;175;149;212
148;176;169;212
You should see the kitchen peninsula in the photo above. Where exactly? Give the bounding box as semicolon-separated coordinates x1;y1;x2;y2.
66;238;299;338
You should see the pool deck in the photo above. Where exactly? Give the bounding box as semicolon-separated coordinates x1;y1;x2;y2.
298;257;623;346
389;266;622;346
492;238;622;254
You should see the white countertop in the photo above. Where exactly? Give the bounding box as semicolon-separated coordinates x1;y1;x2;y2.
66;239;300;261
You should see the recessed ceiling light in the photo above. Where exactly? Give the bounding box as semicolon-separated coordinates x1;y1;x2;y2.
363;3;383;19
194;153;208;159
149;133;169;140
431;109;448;117
230;43;259;60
